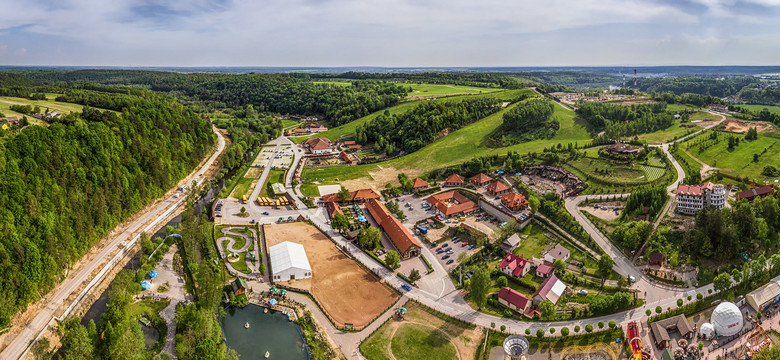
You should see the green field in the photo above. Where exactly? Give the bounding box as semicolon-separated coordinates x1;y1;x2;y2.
511;223;550;260
685;133;780;181
260;169;286;198
0;96;97;115
303;92;591;184
690;111;722;122
740;104;780;115
300;182;321;197
636;121;698;144
640;165;666;181
292;89;524;144
567;157;646;182
406;83;501;97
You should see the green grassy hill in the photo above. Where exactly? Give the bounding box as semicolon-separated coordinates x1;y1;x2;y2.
684;132;780;181
302;92;591;184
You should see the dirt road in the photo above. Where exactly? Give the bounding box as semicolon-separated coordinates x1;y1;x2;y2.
0;127;226;360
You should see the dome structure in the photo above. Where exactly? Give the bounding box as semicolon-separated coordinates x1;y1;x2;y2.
503;335;529;360
711;302;743;337
700;322;714;337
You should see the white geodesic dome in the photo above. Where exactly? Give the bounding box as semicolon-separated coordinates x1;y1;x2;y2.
711;302;743;337
700;322;714;337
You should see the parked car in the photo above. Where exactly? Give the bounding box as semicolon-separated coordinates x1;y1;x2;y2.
442;243;449;248
436;249;444;254
442;254;450;260
446;249;454;254
250;219;256;224
468;244;475;250
262;211;270;215
401;284;412;291
577;289;589;296
446;259;454;265
453;238;461;243
628;276;636;284
461;242;469;247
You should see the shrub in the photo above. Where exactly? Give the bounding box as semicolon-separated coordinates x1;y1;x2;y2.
549;328;555;334
655;306;662;314
608;320;616;329
525;328;531;335
574;325;581;333
536;328;545;338
500;325;506;332
697;293;703;300
677;299;684;307
561;327;569;337
646;309;652;316
585;324;593;333
598;321;604;329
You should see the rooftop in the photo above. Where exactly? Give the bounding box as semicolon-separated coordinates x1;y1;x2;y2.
269;241;312;276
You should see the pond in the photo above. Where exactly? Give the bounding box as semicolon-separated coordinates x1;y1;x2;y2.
222;304;309;360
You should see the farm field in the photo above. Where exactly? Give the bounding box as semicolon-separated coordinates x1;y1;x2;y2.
684;133;780;181
405;83;501;98
264;223;398;328
303;93;591;189
1;96;107;126
359;301;483;360
292;89;524;144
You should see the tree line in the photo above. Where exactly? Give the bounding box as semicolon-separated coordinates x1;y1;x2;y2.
354;97;503;155
14;70;409;126
492;98;558;145
576;102;673;139
0;84;215;327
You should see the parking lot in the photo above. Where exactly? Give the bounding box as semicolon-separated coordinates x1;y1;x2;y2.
428;235;480;271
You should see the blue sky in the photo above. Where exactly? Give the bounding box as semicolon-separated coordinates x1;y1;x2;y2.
1;0;780;66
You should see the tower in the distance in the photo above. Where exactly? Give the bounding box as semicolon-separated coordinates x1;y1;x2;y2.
634;68;638;94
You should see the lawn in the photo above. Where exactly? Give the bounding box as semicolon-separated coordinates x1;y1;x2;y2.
280;119;300;128
292;89;527;144
389;324;457;360
260;169;286;198
685;133;780;181
300;182;321;197
690;111;722;122
0;96;96;115
229;176;255;199
636;121;697;144
640;165;666;182
405;83;501;97
303;93;590;184
511;223;550;260
359;301;482;360
740;104;780;115
674;148;702;179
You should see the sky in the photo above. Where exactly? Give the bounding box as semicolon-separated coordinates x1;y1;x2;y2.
1;0;780;67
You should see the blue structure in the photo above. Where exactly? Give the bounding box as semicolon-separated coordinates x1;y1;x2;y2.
148;270;158;278
141;280;152;290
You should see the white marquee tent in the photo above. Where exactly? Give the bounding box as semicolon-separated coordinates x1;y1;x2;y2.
269;241;312;282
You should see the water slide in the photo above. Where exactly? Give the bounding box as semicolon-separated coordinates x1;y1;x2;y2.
627;321;653;360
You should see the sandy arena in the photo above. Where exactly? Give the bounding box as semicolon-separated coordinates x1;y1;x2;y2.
263;222;398;328
723;119;774;133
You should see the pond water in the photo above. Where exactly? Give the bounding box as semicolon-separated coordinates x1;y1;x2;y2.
222;305;309;360
141;324;160;350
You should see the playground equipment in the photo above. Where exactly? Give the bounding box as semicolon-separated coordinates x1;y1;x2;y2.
502;335;529;360
627;321;652;360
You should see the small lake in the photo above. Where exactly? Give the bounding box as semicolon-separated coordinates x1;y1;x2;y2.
222;305;309;360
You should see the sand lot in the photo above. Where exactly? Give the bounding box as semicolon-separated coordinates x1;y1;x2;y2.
317;184;342;196
264;222;398;328
723;119;774;133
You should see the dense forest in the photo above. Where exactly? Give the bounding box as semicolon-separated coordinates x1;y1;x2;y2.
636;76;758;97
0;84;215;327
354;97;503;155
576;102;673;139
13;70;409;126
315;71;530;89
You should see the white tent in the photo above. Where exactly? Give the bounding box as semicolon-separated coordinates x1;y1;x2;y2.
700;323;714;338
711;302;743;337
269;241;312;282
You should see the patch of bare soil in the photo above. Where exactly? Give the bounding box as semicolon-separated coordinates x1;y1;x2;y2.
341;166;423;191
723;119;774;133
579;201;626;222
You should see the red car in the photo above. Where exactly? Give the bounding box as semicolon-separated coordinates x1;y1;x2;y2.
461;242;469;247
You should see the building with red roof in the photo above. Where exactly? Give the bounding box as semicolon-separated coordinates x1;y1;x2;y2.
308;127;328;133
471;173;493;187
412;178;429;191
737;186;775;202
487;181;510;196
321;188;380;204
343;140;356;146
501;193;529;212
426;191;480;218
444;174;465;187
325;202;343;219
338;151;352;164
535;264;554;278
365;198;421;258
533;274;566;306
303;137;334;155
676;182;725;215
499;253;530;278
497;287;536;318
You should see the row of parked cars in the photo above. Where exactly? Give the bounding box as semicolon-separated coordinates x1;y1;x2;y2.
214;200;224;217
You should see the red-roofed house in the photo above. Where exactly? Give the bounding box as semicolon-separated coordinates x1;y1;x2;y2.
444;174;465;187
343;140;356;146
308;127;328;133
321;188;381;204
533;275;566;306
339;151;352;164
348;144;362;150
499;253;530;278
412;178;429;191
497;287;535;318
675;182;725;214
501;193;529;212
535;264;554;278
426;191;480;218
325;202;343;219
487;181;511;196
293;128;307;134
471;173;493;187
365;199;422;258
737;186;775;202
303;137;334;155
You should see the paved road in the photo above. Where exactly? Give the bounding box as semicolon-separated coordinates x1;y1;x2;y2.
248;143;282;203
2;128;226;360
